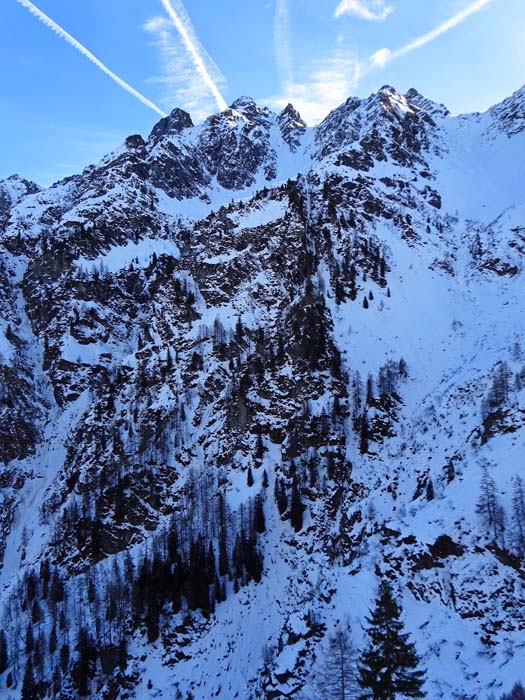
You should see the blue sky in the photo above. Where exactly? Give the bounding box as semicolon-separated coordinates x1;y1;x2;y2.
1;0;524;186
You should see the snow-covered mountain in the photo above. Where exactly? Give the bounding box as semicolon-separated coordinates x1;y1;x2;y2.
1;84;525;700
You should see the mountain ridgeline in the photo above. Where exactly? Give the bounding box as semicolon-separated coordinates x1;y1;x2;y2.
1;84;525;699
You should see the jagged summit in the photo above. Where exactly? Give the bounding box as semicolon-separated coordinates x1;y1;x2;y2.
277;103;307;150
376;83;398;97
229;95;259;112
278;102;305;124
148;107;194;145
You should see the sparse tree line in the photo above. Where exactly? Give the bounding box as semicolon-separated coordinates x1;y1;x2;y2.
331;235;390;307
0;470;266;699
481;359;525;441
477;467;525;557
352;359;408;455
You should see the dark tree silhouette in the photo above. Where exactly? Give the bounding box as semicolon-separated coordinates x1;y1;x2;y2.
476;466;506;545
313;626;359;700
358;581;426;700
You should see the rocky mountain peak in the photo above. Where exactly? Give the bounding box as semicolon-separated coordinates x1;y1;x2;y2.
372;85;415;117
148;107;194;145
227;96;274;125
229;95;259;112
278;103;307;151
314;84;443;169
278;103;305;124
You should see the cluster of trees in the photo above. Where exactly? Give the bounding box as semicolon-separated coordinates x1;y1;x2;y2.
292;295;331;368
352;360;408;455
308;581;426;700
287;278;341;378
2;471;267;698
271;392;353;535
480;360;525;444
476;467;525;556
481;361;525;419
481;362;514;419
133;490;265;643
332;235;389;306
274;467;306;534
0;555;124;698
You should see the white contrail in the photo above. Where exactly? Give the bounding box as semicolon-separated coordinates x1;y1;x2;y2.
274;0;294;88
14;0;167;117
160;0;228;113
370;0;494;68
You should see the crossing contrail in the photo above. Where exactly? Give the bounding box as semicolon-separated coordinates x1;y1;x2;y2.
160;0;228;113
14;0;167;117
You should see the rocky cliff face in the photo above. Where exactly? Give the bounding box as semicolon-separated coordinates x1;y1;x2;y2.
1;85;525;700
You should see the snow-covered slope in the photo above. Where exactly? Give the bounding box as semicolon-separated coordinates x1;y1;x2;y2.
0;86;525;700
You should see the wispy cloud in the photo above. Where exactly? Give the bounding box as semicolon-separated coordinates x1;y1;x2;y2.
334;0;393;21
144;17;221;122
158;0;228;114
13;0;166;117
274;0;294;87
369;0;494;67
266;0;494;124
265;48;361;124
269;0;362;124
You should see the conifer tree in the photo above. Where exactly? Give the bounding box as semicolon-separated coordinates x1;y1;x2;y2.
313;626;359;700
366;375;375;405
145;579;160;642
0;630;7;674
512;476;525;557
60;642;70;675
25;624;34;654
255;434;265;462
21;658;35;700
335;277;345;304
290;477;304;533
253;494;266;534
73;627;97;696
359;413;369;455
274;477;288;516
349;264;357;301
476;466;506;545
217;493;230;578
358;581;426;700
